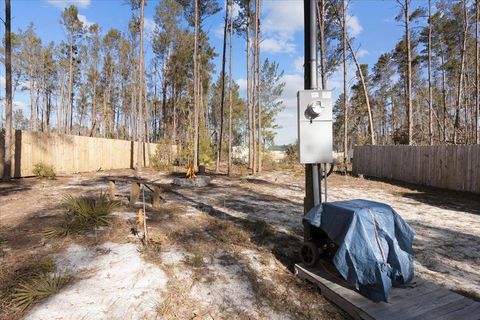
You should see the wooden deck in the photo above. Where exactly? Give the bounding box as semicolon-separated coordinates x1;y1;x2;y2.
294;263;480;320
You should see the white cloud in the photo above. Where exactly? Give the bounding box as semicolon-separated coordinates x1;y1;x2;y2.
0;99;28;114
328;63;357;93
357;48;368;58
47;0;91;9
236;78;247;97
293;56;304;74
346;14;363;38
143;17;155;39
261;1;303;54
223;2;241;20
213;23;225;40
13;100;28;113
78;14;93;27
260;37;295;54
273;73;303;145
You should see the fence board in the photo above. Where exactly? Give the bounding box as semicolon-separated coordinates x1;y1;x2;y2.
353;145;480;194
0;130;169;177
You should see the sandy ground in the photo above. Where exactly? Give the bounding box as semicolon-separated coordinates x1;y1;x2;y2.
1;167;479;319
25;242;167;320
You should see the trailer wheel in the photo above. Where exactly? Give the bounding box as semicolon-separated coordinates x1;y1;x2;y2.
300;241;320;267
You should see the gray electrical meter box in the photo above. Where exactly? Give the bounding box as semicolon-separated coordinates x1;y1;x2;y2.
297;90;333;164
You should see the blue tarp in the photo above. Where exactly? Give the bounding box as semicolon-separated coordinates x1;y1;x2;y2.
303;199;415;302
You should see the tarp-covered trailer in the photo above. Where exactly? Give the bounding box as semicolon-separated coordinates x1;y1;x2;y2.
300;199;415;302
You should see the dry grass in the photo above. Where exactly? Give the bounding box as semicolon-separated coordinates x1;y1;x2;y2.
155;279;193;320
183;246;205;268
139;243;163;265
0;255;70;319
206;219;251;246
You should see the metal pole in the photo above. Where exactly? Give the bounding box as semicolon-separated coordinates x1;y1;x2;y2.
304;0;320;211
324;163;328;202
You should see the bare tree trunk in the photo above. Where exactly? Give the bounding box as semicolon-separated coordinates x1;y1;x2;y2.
246;0;253;171
440;51;448;142
252;0;258;175
130;88;137;141
172;84;177;160
57;72;65;132
476;0;479;144
453;0;468;144
161;46;171;139
67;39;74;134
216;0;228;173
342;0;348;163
137;0;145;171
144;84;151;165
317;0;327;90
228;0;234;176
464;69;470;143
391;97;396;137
29;76;36;131
193;0;199;171
333;2;374;145
405;0;413;145
428;0;433;145
90;77;97;137
256;0;262;173
2;0;12;180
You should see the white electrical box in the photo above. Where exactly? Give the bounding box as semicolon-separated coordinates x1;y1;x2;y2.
297;90;333;164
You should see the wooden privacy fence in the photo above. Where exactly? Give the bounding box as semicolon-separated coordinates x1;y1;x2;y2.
353;145;480;194
0;130;166;177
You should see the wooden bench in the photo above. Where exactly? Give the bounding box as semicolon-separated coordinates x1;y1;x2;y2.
105;177;168;209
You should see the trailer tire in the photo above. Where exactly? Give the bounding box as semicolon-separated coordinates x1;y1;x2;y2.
300;241;320;267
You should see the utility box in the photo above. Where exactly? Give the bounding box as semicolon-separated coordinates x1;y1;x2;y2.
297;90;333;164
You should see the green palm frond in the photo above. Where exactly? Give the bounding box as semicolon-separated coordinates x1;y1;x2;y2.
44;193;119;238
43;224;72;238
11;273;69;310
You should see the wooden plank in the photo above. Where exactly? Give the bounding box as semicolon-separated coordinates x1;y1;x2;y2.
415;296;476;320
375;287;462;319
295;264;480;320
108;180;116;201
152;185;161;209
440;301;480;320
295;264;374;320
130;181;140;206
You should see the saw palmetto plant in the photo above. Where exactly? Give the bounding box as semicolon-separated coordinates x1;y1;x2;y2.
11;273;70;310
44;193;118;238
63;193;117;228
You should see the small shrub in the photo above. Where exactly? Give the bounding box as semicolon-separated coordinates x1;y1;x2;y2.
199;126;215;166
277;162;294;170
285;142;299;163
12;273;69;310
32;163;56;179
3;256;68;311
150;139;174;171
140;243;163;265
63;193;117;228
44;193;118;238
43;223;73;239
184;246;205;268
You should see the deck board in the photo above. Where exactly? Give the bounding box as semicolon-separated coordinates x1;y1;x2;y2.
294;263;480;320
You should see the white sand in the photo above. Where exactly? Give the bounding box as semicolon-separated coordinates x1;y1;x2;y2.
25;242;167;320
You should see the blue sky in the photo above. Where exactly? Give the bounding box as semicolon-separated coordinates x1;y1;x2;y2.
0;0;426;145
